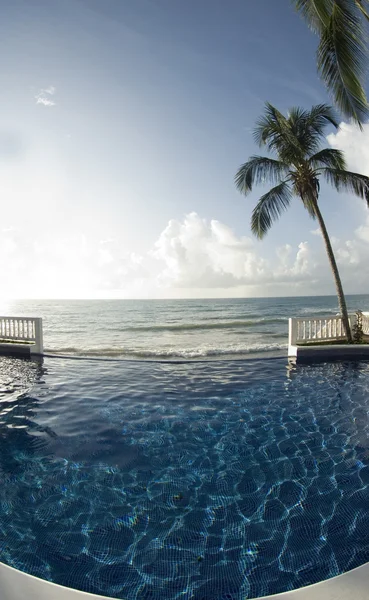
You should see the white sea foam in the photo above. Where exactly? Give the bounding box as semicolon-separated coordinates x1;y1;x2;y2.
45;342;287;359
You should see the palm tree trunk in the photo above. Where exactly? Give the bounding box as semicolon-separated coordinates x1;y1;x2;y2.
313;201;353;343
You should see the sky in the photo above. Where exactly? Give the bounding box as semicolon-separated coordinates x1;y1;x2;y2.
1;0;369;299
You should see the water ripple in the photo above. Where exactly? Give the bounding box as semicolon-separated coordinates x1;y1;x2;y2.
1;357;369;599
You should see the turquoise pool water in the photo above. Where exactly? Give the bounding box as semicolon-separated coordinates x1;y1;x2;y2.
1;356;369;599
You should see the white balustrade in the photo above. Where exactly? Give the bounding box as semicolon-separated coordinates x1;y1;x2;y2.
0;316;43;354
361;312;369;335
289;314;356;347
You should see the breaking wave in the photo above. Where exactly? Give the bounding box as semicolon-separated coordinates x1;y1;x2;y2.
45;342;287;360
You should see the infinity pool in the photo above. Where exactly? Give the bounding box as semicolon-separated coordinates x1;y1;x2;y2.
1;356;369;599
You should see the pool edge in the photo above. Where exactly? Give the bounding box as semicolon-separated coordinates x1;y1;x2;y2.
1;559;369;600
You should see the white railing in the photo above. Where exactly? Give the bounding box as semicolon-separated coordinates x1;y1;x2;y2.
0;316;43;354
362;312;369;335
289;314;356;347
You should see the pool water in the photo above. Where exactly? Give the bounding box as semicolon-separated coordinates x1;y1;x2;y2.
1;356;369;599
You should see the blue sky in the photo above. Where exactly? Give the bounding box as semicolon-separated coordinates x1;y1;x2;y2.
1;0;369;298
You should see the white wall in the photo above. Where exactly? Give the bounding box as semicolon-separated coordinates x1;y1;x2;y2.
1;559;369;600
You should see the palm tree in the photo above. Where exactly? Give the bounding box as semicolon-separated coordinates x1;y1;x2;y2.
293;0;369;127
235;103;369;342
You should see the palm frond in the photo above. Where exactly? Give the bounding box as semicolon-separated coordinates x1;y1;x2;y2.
323;168;369;204
251;181;293;239
293;0;334;31
304;103;339;133
234;156;289;195
253;103;289;148
293;0;369;126
287;104;339;156
309;148;346;170
253;103;305;163
355;0;369;21
317;0;369;127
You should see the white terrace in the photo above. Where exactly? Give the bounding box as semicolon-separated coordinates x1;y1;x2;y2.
0;316;43;356
289;311;369;361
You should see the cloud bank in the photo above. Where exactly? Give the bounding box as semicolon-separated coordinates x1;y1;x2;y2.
0;120;367;299
1;210;369;299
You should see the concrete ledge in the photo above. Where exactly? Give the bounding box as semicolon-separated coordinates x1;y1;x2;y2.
289;343;369;363
0;561;110;600
0;342;32;357
2;559;369;600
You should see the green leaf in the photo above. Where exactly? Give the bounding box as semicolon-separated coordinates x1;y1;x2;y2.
323;168;369;204
293;0;334;31
317;1;369;126
355;0;369;21
293;0;369;126
309;147;346;169
251;182;293;238
234;156;289;195
253;103;306;163
288;104;339;156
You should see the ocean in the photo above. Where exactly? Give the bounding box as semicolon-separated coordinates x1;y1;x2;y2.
2;294;369;359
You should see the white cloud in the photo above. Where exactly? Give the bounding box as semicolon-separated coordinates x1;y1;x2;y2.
36;97;56;107
44;86;56;95
354;220;369;243
151;212;267;288
327;121;369;175
35;85;56;107
1;212;369;299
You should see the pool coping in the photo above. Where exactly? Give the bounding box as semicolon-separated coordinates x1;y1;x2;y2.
289;343;369;362
0;341;32;357
1;559;369;600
